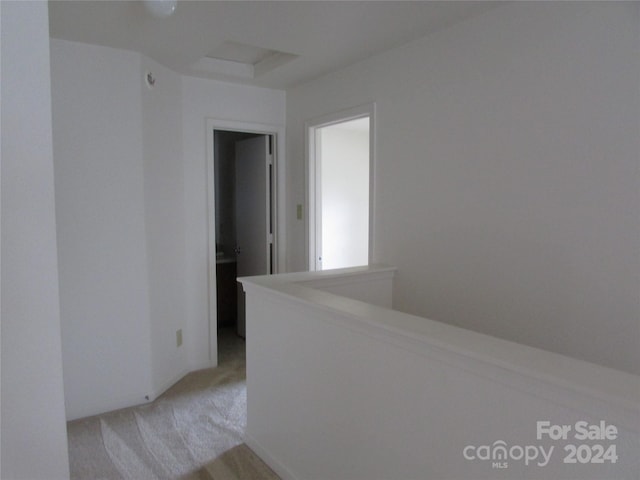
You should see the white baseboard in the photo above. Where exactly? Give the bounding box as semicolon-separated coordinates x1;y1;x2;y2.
66;389;153;421
67;368;190;421
148;368;190;402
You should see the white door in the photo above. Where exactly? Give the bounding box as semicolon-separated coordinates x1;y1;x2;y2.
235;135;272;337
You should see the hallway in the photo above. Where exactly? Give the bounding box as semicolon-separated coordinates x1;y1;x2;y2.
66;330;278;480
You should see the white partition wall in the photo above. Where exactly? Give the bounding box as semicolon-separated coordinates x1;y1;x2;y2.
1;2;70;477
241;267;640;480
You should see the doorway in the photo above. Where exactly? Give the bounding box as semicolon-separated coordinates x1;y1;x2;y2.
307;104;375;271
210;128;277;361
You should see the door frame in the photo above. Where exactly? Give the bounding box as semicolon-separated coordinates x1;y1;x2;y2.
206;118;285;365
305;103;376;271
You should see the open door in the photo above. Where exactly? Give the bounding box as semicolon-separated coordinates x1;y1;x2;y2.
309;114;371;270
235;135;273;337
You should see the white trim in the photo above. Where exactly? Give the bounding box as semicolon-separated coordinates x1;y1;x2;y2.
66;388;154;422
205;118;285;366
295;267;395;291
149;367;190;404
305;103;376;271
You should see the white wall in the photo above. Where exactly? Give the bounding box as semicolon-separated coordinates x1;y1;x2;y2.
286;2;640;375
50;38;287;418
140;57;188;397
1;2;70;478
51;39;154;419
319;123;369;269
181;76;285;369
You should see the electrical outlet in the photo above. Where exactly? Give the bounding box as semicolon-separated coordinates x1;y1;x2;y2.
176;329;183;347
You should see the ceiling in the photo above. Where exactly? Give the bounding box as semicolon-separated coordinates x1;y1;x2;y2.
49;1;501;90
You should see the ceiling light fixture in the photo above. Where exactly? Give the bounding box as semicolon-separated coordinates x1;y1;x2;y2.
142;0;177;18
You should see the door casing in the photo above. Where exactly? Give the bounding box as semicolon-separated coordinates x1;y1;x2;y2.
206;118;285;366
305;103;376;271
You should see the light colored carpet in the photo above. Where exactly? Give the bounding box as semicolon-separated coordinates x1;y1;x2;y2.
67;330;279;480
